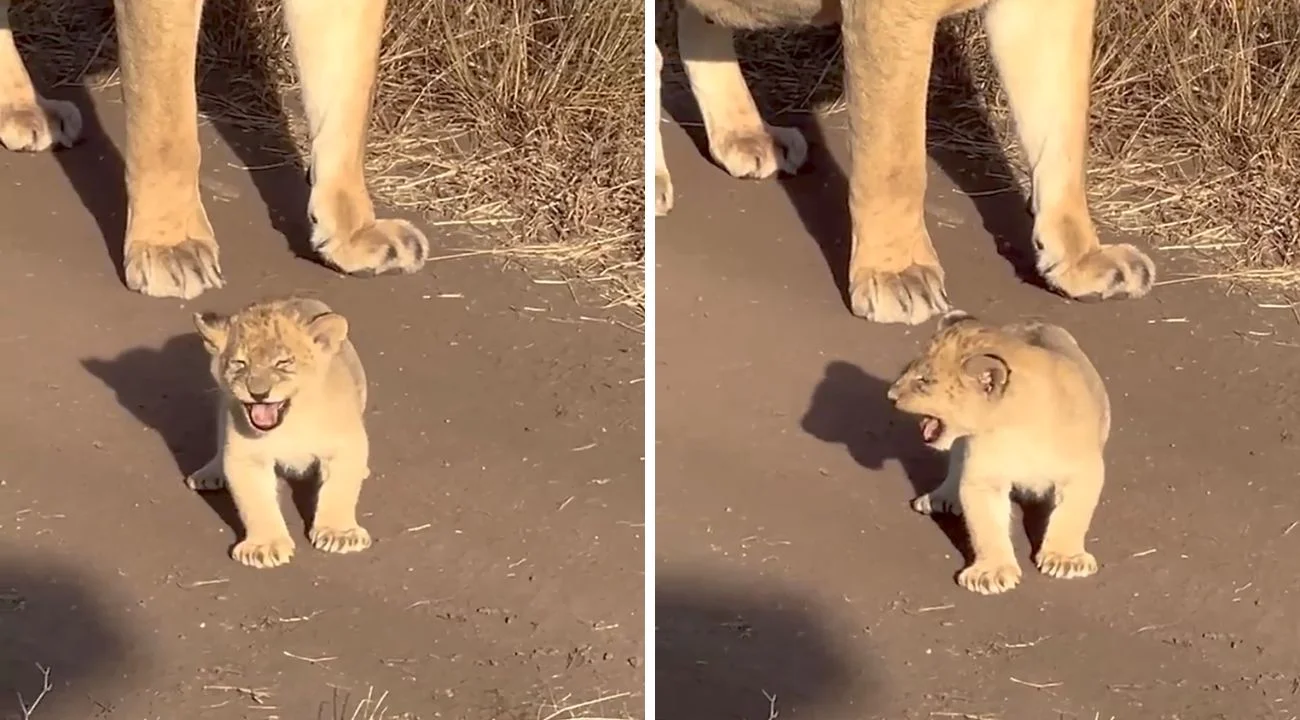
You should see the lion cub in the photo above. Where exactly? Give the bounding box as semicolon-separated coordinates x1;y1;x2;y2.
888;310;1111;595
188;296;371;569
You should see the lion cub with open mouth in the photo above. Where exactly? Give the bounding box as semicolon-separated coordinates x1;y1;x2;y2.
888;310;1111;595
188;296;371;569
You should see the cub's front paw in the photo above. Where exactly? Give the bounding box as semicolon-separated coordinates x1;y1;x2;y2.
1036;550;1098;579
957;560;1022;595
232;535;296;569
309;525;373;554
0;97;81;151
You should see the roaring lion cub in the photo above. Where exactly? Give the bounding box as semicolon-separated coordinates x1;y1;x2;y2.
655;0;1155;324
888;310;1110;595
0;0;426;299
188;297;371;569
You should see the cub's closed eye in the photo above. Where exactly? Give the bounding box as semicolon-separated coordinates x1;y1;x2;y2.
229;359;247;370
275;359;295;370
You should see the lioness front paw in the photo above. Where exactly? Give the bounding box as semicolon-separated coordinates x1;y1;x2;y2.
232;535;296;569
849;263;950;325
1044;244;1155;302
711;124;807;179
911;492;961;516
0;97;81;152
655;171;674;217
316;219;429;278
957;560;1022;595
124;236;225;300
309;525;372;554
1036;550;1098;579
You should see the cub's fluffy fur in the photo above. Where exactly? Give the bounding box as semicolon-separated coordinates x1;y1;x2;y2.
888;310;1111;595
189;296;371;569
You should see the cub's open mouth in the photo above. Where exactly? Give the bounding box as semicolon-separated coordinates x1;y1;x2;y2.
244;400;290;432
920;416;945;444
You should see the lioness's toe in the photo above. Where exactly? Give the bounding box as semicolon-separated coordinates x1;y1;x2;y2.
0;98;81;152
911;492;960;516
1046;244;1155;302
849;264;950;325
124;237;224;300
655;172;674;217
232;536;296;569
712;124;807;180
317;219;428;278
309;525;372;554
1036;550;1098;579
957;561;1022;595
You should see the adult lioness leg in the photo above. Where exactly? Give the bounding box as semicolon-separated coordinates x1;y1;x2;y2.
675;3;807;187
843;0;950;324
654;44;674;216
0;0;80;151
985;0;1154;301
283;0;429;277
115;0;222;300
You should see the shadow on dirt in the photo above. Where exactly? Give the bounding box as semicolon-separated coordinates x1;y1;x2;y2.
0;547;139;718
10;1;315;282
657;572;867;720
79;334;320;544
800;360;970;558
658;20;1047;309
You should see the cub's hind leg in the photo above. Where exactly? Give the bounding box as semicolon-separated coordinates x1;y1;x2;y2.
676;3;806;182
1035;465;1103;579
984;0;1154;302
308;440;372;555
283;0;429;278
0;0;80;151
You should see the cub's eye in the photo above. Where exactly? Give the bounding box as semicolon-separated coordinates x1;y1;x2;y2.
274;358;295;371
228;359;247;371
913;375;933;389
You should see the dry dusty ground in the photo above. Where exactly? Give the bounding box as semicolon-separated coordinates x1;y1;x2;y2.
656;110;1300;719
0;88;644;719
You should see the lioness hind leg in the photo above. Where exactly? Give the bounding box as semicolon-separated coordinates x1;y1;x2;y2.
841;0;950;325
1035;469;1103;580
114;0;224;300
676;3;807;181
985;0;1154;302
308;447;372;555
284;0;429;278
0;1;80;151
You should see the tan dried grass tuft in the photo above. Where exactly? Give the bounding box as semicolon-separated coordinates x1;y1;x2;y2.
12;0;644;315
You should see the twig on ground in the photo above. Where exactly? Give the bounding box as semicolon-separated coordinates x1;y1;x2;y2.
17;663;52;719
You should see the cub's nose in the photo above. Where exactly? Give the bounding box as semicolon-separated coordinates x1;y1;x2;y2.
886;384;900;401
249;390;270;402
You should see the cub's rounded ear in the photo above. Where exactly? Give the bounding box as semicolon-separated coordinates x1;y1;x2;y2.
307;312;349;355
962;353;1010;396
937;310;976;331
193;312;230;354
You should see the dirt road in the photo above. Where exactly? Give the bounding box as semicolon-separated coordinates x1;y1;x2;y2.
0;89;644;719
656;113;1300;720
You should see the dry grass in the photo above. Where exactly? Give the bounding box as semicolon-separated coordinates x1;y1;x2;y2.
662;0;1300;290
12;0;644;314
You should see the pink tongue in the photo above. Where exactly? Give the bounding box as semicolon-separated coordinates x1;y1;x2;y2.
249;403;280;428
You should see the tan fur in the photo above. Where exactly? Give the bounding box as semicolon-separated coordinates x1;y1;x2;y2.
0;0;427;300
888;310;1110;595
189;297;371;569
654;0;1156;322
